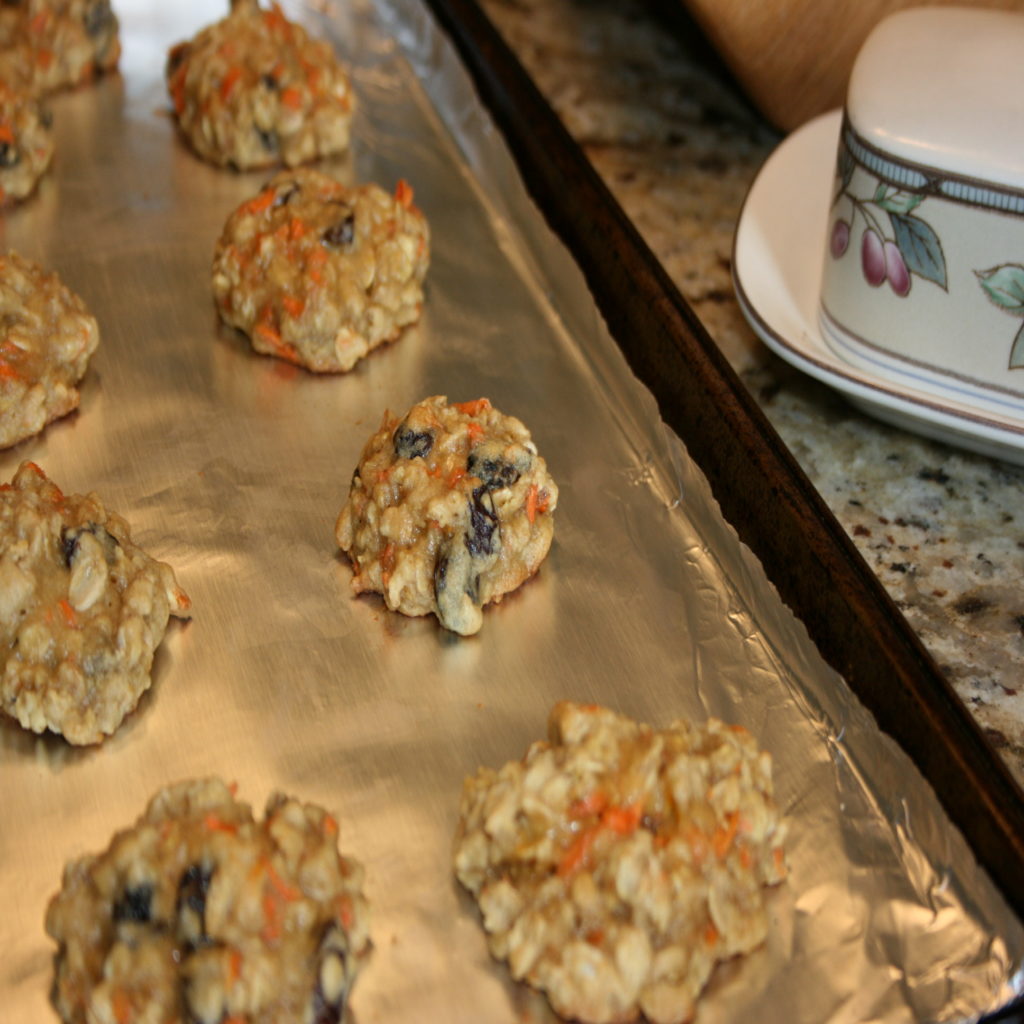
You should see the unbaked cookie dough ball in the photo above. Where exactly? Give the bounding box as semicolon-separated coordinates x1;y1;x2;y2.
212;168;429;372
0;81;54;204
46;778;370;1023
0;250;99;450
0;0;120;96
454;701;788;1024
0;462;190;743
336;395;557;635
166;0;354;170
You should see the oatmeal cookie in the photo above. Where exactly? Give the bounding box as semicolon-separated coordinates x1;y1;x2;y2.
212;168;429;372
0;80;54;204
0;462;190;744
454;702;787;1024
0;0;120;96
0;250;99;450
46;777;371;1024
166;0;354;170
336;396;557;635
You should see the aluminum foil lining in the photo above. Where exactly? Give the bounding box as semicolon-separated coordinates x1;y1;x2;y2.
1;0;1021;1021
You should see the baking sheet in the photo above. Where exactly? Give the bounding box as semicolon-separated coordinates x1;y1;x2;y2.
1;1;1023;1021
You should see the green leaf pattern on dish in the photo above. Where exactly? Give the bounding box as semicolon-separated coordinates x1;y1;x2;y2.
889;212;947;289
975;264;1024;369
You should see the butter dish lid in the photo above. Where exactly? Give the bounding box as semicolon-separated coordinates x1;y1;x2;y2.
847;6;1024;189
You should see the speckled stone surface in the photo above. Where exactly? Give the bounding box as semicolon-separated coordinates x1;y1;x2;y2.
479;0;1024;784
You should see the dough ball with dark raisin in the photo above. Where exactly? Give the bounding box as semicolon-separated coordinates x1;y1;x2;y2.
166;0;353;170
0;81;54;204
46;778;371;1024
0;0;120;96
212;167;429;372
0;461;190;744
336;395;557;635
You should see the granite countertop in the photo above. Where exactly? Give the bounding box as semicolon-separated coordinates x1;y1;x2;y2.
478;0;1024;784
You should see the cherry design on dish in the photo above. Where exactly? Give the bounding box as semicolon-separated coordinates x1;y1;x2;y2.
828;142;947;297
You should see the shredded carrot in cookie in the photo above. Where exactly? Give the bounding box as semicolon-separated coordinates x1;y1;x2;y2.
261;892;282;943
169;66;188;115
380;543;396;586
557;828;597;878
337;892;354;929
569;789;609;818
266;861;302;902
711;811;739;860
203;812;238;834
258;859;302;944
220;65;242;101
227;948;243;984
57;599;78;628
395;179;414;208
526;486;551;523
242;193;275;219
112;989;134;1024
602;801;643;835
773;846;787;876
305;244;327;284
280;86;303;110
254;316;301;365
262;3;290;34
526;484;539;523
453;398;490;417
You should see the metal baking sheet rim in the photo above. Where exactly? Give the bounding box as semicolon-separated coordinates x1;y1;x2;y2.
0;0;1021;1022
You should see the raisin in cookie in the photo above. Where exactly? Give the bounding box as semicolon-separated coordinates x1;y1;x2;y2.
0;0;120;96
0;250;99;450
212;168;429;372
0;80;54;204
0;462;190;744
46;777;371;1024
166;0;354;170
335;396;557;635
454;702;787;1024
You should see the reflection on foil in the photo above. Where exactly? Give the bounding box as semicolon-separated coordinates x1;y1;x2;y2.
0;0;1020;1023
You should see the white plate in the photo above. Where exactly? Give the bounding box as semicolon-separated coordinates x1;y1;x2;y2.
732;110;1024;466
